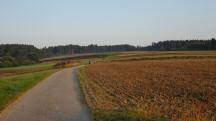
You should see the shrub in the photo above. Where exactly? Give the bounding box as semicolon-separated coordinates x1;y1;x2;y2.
0;56;18;67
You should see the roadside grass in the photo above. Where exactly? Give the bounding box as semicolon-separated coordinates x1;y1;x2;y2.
0;59;80;113
0;62;56;71
92;111;169;121
0;69;59;111
0;62;57;77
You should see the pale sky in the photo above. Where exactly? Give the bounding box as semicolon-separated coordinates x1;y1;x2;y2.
0;0;215;48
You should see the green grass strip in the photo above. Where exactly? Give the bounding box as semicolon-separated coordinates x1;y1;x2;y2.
0;69;59;111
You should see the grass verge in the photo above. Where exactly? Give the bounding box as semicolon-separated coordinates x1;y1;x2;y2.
0;62;56;71
92;111;169;121
0;62;57;77
0;69;59;111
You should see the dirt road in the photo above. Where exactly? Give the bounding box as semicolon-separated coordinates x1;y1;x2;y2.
0;66;92;121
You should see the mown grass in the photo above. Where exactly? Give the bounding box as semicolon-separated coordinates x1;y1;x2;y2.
0;69;59;111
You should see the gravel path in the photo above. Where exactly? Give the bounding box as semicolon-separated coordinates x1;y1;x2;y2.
0;66;92;121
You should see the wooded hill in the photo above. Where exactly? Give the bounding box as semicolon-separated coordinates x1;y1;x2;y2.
0;39;216;67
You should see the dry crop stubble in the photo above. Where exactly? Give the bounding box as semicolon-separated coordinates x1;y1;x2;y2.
81;59;216;121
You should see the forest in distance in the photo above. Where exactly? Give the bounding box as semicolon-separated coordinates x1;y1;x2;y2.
0;38;216;67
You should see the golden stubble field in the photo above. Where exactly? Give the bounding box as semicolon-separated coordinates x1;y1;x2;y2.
81;59;216;121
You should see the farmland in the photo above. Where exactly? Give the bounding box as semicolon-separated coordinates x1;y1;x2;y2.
109;51;216;61
80;52;216;121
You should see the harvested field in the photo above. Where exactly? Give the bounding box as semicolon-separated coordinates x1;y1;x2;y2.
111;51;216;61
81;59;216;121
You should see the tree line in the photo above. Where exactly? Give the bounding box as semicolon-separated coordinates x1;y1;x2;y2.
0;39;215;67
41;44;141;57
144;38;216;51
0;44;41;67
